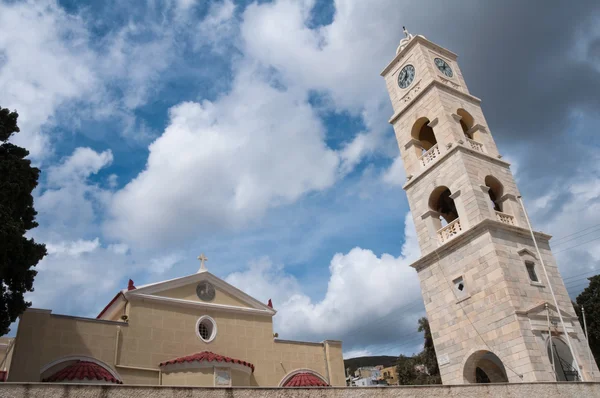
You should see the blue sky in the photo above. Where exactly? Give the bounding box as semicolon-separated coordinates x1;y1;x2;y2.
1;0;600;358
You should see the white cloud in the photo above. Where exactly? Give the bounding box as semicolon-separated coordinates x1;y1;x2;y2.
46;147;113;187
196;0;237;51
45;238;100;257
382;156;406;186
225;214;423;352
150;253;185;274
0;0;97;159
240;0;402;167
36;147;113;240
29;239;137;317
106;65;340;247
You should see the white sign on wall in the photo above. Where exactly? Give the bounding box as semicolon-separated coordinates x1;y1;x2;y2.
214;367;231;387
438;353;450;366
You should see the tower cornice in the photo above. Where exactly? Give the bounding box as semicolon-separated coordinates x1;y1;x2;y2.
403;144;511;191
408;218;552;272
388;79;481;125
381;35;458;76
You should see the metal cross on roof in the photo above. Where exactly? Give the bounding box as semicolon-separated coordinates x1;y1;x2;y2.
197;253;208;271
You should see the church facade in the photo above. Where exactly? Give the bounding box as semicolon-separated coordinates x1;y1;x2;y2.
381;31;599;384
6;264;345;387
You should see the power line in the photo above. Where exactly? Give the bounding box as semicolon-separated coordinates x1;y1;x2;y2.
552;227;600;247
555;235;600;254
550;223;600;243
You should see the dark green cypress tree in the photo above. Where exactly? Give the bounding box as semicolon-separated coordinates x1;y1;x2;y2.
0;107;46;335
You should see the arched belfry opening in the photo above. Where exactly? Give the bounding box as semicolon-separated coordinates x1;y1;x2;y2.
484;175;503;212
429;186;458;225
411;117;437;152
548;337;579;381
457;108;475;137
463;350;509;384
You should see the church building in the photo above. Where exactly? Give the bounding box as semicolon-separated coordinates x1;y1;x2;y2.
382;29;599;384
5;257;345;387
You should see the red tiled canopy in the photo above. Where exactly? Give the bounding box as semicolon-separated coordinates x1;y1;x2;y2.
159;351;255;372
283;372;329;387
43;361;122;384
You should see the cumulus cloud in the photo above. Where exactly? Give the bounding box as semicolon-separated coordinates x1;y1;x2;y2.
106;65;340;246
45;238;101;257
226;215;423;354
36;147;113;240
0;0;97;159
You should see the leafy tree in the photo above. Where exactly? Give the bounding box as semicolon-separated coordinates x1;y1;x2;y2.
418;317;441;381
575;275;600;367
0;107;46;335
396;354;419;385
395;317;442;385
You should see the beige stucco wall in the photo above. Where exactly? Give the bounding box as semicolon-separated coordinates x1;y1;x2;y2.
9;296;343;387
8;309;122;383
2;382;600;398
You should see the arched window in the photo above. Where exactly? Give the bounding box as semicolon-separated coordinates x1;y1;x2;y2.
457;108;475;138
429;186;458;224
548;337;579;381
411;117;437;152
484;176;503;212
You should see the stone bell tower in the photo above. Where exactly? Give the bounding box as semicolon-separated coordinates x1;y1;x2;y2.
381;29;599;384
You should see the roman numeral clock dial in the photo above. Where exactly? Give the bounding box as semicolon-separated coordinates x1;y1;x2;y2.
434;57;453;78
398;64;415;89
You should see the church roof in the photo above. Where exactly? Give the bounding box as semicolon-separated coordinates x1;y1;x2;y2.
42;361;122;384
159;351;255;372
283;372;329;387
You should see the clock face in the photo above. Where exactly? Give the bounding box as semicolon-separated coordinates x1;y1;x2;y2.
434;58;453;78
196;281;215;302
397;64;415;89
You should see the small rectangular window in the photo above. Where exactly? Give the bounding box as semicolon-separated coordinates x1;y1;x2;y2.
453;276;467;298
526;262;539;282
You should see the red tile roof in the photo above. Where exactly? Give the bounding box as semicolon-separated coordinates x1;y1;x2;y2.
42;361;122;384
159;351;255;372
283;372;329;387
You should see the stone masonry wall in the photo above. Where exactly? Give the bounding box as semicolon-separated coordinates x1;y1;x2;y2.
1;382;600;398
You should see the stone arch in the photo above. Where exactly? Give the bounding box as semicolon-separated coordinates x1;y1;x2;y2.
411;117;437;151
463;350;508;383
484;175;504;212
547;336;579;381
278;368;328;387
40;355;121;382
429;186;458;224
457;108;475;136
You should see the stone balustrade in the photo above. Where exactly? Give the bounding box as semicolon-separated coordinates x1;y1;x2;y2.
466;137;484;153
495;211;515;225
437;218;462;243
419;144;441;167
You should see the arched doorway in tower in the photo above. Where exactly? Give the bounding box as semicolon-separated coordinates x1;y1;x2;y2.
547;337;579;381
428;186;458;226
463;350;508;384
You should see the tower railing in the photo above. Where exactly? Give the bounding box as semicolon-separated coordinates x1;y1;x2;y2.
465;137;485;153
419;143;441;167
437;218;462;243
495;211;515;225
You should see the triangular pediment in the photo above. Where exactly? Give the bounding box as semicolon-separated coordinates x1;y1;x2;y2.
125;271;275;316
517;301;576;320
517;248;537;260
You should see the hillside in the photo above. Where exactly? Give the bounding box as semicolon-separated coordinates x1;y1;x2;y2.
343;355;397;374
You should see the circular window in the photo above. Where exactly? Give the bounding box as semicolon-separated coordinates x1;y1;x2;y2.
196;316;217;343
196;281;215;302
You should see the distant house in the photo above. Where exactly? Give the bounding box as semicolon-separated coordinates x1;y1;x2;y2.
352;367;386;387
379;365;399;385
